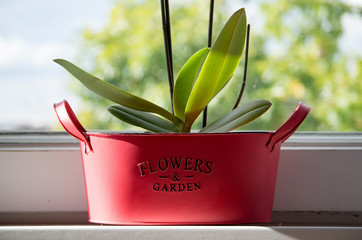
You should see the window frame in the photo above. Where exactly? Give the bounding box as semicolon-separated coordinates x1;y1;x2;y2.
1;131;362;225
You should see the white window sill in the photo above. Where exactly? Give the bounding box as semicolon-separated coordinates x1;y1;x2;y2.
1;225;362;240
0;131;362;226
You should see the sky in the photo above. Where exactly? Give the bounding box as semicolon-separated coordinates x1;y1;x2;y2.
0;0;361;130
0;0;114;130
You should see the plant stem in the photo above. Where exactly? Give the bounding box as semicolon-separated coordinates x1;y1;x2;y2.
160;0;174;114
202;0;214;128
233;24;250;110
207;0;214;48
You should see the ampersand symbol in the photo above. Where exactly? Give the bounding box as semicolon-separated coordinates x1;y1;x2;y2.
172;173;180;182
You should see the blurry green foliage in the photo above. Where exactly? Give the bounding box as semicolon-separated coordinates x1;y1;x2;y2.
73;0;362;131
243;0;362;131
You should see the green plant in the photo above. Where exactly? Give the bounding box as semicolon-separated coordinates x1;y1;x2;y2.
54;7;271;133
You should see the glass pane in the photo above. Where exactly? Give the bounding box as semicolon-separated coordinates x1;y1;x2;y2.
1;0;361;131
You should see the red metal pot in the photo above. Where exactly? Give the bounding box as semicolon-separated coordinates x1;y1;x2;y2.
54;100;310;225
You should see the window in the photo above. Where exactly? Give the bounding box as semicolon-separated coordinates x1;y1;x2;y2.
1;0;361;131
1;0;362;229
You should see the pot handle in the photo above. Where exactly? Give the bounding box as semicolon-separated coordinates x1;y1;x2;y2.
54;100;93;152
266;102;311;152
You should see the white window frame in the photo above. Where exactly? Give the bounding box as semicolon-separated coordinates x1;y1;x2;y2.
0;131;362;225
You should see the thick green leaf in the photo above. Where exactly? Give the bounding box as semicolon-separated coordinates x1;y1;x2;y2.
184;8;247;131
108;105;178;133
54;59;182;127
199;99;271;133
173;48;210;121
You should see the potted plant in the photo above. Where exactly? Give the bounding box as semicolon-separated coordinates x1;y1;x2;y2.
54;2;310;225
